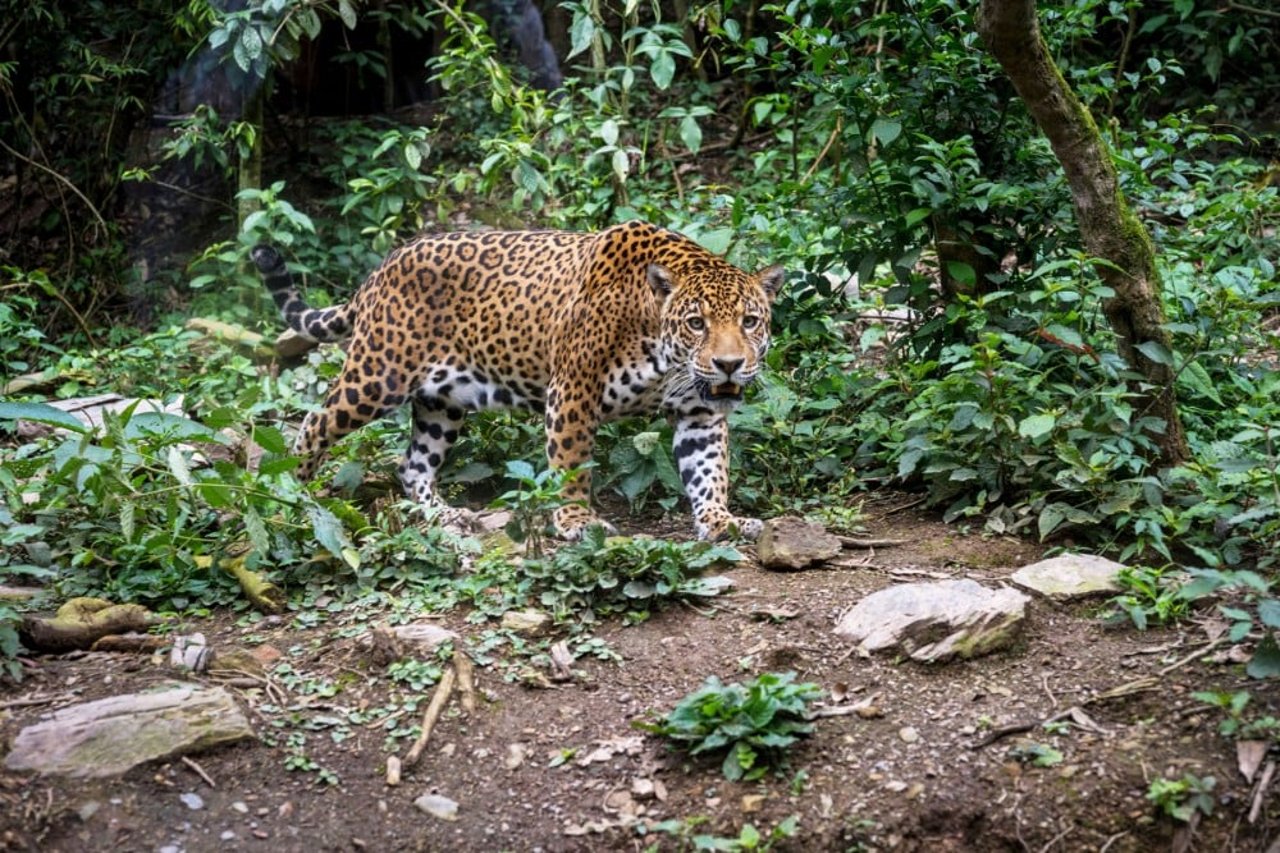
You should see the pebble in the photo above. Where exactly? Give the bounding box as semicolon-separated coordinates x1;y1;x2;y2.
179;792;204;811
414;793;460;821
220;831;236;841
231;802;249;814
898;726;921;744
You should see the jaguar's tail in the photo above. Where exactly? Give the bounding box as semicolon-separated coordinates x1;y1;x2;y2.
250;245;354;342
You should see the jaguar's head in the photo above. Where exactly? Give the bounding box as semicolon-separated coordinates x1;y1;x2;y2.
651;259;785;412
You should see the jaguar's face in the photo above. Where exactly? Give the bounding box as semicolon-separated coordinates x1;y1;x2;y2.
652;261;785;411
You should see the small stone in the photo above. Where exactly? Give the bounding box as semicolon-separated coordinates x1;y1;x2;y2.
756;517;843;570
179;792;204;810
250;644;283;667
220;830;236;841
898;726;920;744
414;793;459;821
741;794;766;813
884;780;908;793
273;328;317;359
231;802;249;814
505;743;528;770
501;609;553;637
76;801;101;822
388;622;459;651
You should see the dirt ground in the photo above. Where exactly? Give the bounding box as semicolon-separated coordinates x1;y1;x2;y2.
2;493;1278;852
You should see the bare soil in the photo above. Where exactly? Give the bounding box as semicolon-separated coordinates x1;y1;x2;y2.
2;494;1278;852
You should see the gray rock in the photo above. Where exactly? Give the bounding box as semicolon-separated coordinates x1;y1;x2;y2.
835;579;1029;663
389;622;459;651
4;683;253;778
414;793;459;821
273;328;318;359
500;609;552;637
756;517;842;570
1011;554;1124;601
179;792;205;811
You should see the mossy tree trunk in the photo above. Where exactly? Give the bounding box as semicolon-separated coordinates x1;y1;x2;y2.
236;82;264;230
976;0;1189;467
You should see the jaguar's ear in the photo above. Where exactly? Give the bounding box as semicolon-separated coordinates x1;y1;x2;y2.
648;263;676;298
757;265;785;301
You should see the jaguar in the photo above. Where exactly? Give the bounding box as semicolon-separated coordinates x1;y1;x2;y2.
251;220;783;540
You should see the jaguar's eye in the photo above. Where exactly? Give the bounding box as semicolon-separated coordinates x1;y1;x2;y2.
686;316;706;332
742;315;761;331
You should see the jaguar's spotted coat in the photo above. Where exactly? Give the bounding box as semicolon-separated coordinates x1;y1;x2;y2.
251;220;784;540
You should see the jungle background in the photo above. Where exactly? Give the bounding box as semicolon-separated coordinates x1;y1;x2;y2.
1;0;1279;849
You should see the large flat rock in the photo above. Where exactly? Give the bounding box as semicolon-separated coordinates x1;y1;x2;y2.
4;683;253;778
835;579;1029;663
1011;554;1124;601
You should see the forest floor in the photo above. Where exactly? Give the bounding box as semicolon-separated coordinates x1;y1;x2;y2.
2;492;1278;852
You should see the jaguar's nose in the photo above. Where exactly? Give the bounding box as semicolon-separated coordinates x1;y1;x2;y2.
712;357;744;378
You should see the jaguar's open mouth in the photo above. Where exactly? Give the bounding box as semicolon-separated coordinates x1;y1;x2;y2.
702;382;743;402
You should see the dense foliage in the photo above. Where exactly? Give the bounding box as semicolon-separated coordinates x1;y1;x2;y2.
1;0;1277;687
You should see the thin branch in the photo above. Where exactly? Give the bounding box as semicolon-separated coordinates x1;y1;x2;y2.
1226;0;1280;18
0;137;109;238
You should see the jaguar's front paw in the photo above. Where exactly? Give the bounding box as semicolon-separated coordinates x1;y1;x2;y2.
553;505;618;541
697;512;763;542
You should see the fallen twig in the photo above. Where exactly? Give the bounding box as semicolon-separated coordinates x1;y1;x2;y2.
402;666;457;768
971;677;1160;750
454;650;477;714
1248;760;1276;824
837;536;908;549
868;497;927;519
1157;637;1228;676
0;693;76;710
180;755;216;788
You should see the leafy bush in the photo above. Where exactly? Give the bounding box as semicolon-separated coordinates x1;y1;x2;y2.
1147;773;1216;823
639;672;823;781
517;527;739;623
0;603;24;683
0;400;363;611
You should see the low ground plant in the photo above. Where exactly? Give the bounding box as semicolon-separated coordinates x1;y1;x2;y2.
638;672;823;781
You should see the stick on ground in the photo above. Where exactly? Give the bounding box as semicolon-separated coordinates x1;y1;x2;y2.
402;666;457;768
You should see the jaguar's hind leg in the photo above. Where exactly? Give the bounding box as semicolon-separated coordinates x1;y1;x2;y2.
399;396;465;506
292;345;407;482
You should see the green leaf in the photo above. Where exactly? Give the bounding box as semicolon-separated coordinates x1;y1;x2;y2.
611;149;630;184
243;505;270;554
678;114;703;155
697;228;734;255
308;504;357;568
650;51;676;90
1018;413;1057;440
252;425;288;455
337;0;357;29
1135;340;1173;366
870;117;901;147
599;119;619;147
1247;632;1280;679
167;446;193;487
0;401;88;433
567;13;595;60
945;261;976;287
1259;600;1280;630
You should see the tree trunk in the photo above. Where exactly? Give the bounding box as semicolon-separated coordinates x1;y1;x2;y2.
237;83;264;231
976;0;1189;466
